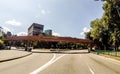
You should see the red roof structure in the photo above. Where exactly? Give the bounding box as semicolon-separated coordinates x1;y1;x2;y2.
4;36;93;44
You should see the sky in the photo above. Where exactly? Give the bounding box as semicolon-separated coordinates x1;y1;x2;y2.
0;0;104;38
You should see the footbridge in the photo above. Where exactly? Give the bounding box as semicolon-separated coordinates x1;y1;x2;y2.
3;36;94;52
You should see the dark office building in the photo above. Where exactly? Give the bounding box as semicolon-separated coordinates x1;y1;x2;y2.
45;29;52;36
0;27;3;36
28;23;44;36
7;31;12;37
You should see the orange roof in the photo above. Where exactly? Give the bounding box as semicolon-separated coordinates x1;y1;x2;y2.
4;36;93;44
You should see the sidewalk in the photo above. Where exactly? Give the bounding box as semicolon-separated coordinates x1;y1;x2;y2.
0;49;32;62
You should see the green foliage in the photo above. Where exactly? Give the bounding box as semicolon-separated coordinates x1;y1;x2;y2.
33;41;38;47
0;31;7;39
0;40;3;45
90;19;103;40
32;41;85;49
85;32;92;40
87;0;120;50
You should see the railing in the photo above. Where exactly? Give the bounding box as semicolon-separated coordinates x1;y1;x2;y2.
92;50;120;57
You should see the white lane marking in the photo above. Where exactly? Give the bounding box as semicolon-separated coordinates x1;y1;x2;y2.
87;64;95;74
51;54;65;64
89;68;95;74
80;55;95;74
30;54;56;74
104;58;120;65
91;54;120;66
30;54;65;74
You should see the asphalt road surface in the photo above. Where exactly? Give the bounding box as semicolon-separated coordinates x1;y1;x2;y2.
0;49;120;74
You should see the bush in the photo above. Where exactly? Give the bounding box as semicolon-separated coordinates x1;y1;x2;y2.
0;40;3;45
0;40;4;49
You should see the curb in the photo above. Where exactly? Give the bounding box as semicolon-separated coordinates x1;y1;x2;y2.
0;52;32;62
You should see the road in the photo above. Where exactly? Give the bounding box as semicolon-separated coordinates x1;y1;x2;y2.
0;49;120;74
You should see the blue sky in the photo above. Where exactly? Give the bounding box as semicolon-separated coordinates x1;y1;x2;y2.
0;0;104;38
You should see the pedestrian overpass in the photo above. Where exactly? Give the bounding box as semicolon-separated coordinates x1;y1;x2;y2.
3;36;94;52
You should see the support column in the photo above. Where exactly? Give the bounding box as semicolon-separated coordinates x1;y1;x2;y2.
88;44;92;53
25;40;28;51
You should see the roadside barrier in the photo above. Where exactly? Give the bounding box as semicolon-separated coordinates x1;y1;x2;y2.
92;50;120;57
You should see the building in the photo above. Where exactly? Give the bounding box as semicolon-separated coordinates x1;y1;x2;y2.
0;27;3;37
45;29;52;36
28;23;44;36
7;31;12;37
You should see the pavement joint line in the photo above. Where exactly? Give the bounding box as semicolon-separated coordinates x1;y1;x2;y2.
30;54;66;74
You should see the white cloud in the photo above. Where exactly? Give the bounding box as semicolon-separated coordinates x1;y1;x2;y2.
37;4;51;15
17;32;27;36
41;9;51;15
35;16;40;19
35;9;51;19
2;26;11;33
80;27;90;36
52;32;60;36
80;32;84;36
5;19;22;26
83;27;90;32
38;4;41;9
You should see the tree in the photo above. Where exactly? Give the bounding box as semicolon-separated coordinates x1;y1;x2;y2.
110;28;120;50
103;0;120;50
0;40;3;45
90;19;104;49
87;0;120;50
85;32;93;40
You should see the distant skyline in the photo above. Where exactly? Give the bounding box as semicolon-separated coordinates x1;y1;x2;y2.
0;0;104;38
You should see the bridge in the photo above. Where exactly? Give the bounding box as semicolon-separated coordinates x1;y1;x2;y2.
3;36;94;52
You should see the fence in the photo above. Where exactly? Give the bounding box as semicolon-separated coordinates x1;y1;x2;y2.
92;50;120;57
